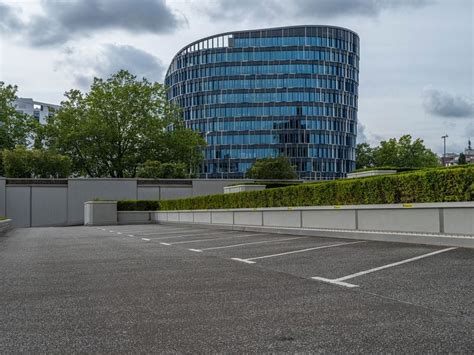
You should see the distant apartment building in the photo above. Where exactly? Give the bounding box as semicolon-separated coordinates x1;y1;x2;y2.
13;98;60;124
165;25;359;180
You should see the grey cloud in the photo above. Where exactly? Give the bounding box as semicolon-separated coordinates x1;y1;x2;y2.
205;0;433;21
0;3;22;33
57;44;165;89
422;88;473;118
0;0;183;47
93;44;166;83
357;121;368;143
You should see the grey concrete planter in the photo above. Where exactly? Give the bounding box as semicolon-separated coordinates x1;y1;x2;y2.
84;201;117;226
0;219;12;236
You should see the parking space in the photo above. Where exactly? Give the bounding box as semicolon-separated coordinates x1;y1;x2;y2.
1;223;472;353
95;223;473;315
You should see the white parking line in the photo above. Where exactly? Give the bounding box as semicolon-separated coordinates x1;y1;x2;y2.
132;229;205;236
312;247;457;288
189;237;308;252
166;234;259;245
232;241;366;264
128;234;134;237
141;238;151;241
145;230;246;240
116;232;122;235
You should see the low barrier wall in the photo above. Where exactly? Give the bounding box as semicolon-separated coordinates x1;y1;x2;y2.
152;202;474;248
0;219;12;236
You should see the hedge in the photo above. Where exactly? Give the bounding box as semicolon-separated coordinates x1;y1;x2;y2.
117;166;474;211
117;200;161;211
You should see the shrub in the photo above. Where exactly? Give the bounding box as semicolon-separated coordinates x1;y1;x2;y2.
3;146;71;178
117;200;161;211
246;157;298;179
117;166;474;211
136;160;187;179
156;165;474;210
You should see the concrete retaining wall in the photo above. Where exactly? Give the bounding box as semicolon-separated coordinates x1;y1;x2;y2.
1;177;283;227
152;202;474;248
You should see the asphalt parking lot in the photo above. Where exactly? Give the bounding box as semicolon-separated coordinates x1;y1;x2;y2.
1;224;472;353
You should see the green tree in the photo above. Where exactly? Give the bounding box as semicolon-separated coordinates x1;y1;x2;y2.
45;70;205;177
3;146;71;178
458;152;467;165
136;160;187;179
369;135;439;168
0;82;35;150
355;143;375;169
246;157;298;180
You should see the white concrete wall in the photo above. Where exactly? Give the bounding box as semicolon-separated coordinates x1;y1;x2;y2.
358;208;440;233
118;211;152;224
0;178;6;217
31;187;68;227
68;179;136;225
6;187;31;228
444;208;474;235
154;203;474;241
160;186;193;200
137;186;160;200
302;209;356;230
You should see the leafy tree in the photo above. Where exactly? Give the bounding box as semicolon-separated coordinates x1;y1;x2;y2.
355;143;375;169
3;146;71;178
373;135;439;168
458;152;467;165
136;160;187;179
246;157;298;180
356;135;439;169
0;82;35;149
45;70;205;177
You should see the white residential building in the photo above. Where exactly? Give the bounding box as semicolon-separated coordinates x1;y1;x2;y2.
13;98;60;124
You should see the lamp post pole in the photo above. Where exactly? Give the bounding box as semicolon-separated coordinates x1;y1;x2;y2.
441;134;448;166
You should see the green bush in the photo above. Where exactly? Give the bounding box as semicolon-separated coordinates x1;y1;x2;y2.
136;160;187;179
246;157;298;179
117;200;161;211
156;165;474;210
2;146;71;178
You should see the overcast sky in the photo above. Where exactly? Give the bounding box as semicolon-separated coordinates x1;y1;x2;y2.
0;0;472;154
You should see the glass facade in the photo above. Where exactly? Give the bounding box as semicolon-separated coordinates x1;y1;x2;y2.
165;25;359;179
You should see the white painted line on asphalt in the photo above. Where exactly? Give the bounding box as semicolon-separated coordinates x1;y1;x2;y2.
189;249;203;252
196;237;308;251
136;229;229;237
311;247;457;288
128;234;134;237
118;227;203;235
231;258;256;264
116;232;122;235
141;238;150;241
233;241;366;264
109;230;115;233
160;242;171;246
145;230;252;241
311;277;359;288
133;230;205;236
166;234;259;245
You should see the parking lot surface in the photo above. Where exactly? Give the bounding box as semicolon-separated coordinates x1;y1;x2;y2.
0;224;472;353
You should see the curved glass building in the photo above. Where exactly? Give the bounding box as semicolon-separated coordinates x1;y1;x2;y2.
165;25;359;179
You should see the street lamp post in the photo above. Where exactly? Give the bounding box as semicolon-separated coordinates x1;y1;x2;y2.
441;134;448;166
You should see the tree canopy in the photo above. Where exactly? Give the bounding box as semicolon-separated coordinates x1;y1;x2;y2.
0;82;36;150
356;135;440;169
44;70;205;177
246;157;298;180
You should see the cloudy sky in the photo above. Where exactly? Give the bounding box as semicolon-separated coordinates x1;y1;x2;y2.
0;0;472;154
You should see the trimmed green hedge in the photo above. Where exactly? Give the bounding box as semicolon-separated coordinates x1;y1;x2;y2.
117;166;474;211
117;200;161;211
